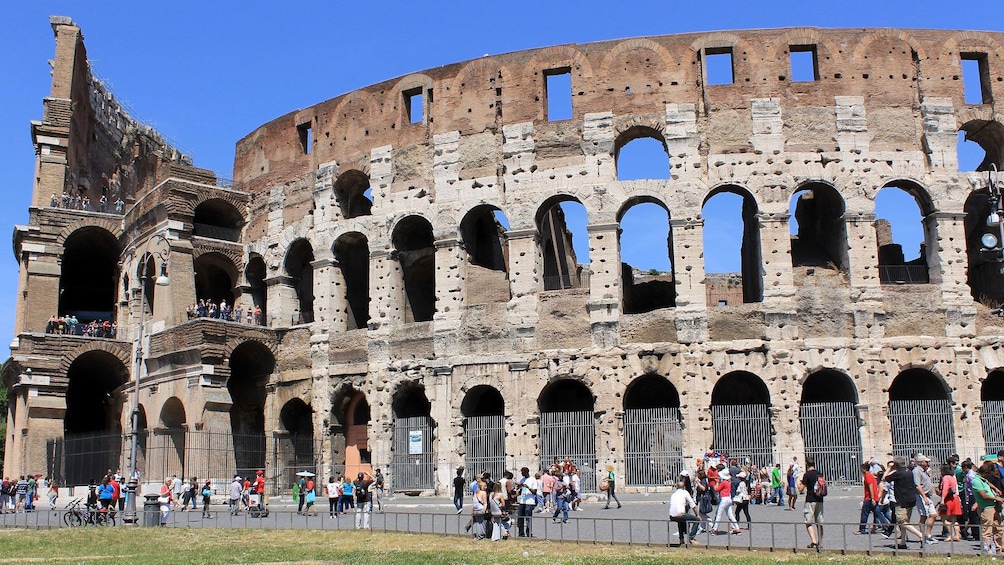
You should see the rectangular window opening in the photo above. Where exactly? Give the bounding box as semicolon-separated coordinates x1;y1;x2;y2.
404;87;424;124
961;53;992;105
704;48;734;86
545;68;573;121
790;45;818;82
297;122;312;154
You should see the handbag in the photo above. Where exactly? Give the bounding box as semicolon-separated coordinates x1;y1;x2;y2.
157;496;169;505
698;492;713;514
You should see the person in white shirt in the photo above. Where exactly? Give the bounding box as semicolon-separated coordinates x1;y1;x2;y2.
516;467;538;537
326;477;339;518
669;477;700;546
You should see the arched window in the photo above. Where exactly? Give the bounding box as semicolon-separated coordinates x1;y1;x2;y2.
334;170;373;219
392;216;436;322
789;183;847;271
391;382;434;489
981;370;1004;454
461;206;511;304
333;233;370;330
537;197;589;290
63;350;128;485
875;182;931;284
245;255;267;325
710;371;775;467
888;368;955;463
703;186;763;305
959;120;1004;172
60;227;119;324
615;127;670;181
284;239;315;324
194;252;237;308
229;341;274;475
619;199;675;312
279;399;314;471
193;199;243;242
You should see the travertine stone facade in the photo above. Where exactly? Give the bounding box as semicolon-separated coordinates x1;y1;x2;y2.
5;19;1004;492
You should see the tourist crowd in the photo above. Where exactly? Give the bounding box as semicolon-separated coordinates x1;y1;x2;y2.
45;315;117;338
187;299;264;325
49;192;125;214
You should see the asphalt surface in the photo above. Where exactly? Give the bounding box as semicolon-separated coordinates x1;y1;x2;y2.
0;488;989;556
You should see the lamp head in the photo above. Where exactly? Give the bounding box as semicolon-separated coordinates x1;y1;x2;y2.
155;262;170;286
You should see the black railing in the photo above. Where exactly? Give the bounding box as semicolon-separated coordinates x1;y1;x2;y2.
878;264;929;284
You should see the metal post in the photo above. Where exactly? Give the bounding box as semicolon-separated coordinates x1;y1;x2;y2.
123;270;148;525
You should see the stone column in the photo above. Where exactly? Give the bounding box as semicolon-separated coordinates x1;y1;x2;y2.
844;212;885;339
265;275;297;328
670;217;707;343
758;212;798;340
433;235;463;333
926;211;977;338
586;222;620;348
310;248;336;331
504;229;539;345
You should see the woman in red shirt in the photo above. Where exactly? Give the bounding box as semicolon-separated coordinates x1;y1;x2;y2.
940;462;962;541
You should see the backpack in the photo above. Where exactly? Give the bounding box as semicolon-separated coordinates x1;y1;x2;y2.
813;474;828;497
355;481;369;503
202;486;212;497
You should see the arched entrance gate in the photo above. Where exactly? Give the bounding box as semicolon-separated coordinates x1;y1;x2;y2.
711;372;775;467
391;383;435;490
462;386;506;482
538;380;596;491
623;374;684;486
982;370;1004;453
889;369;956;464
799;370;862;482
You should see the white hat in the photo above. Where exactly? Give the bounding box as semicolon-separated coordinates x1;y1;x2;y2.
679;470;691;477
719;469;731;480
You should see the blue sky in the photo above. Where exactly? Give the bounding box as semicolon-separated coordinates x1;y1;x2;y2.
0;1;997;348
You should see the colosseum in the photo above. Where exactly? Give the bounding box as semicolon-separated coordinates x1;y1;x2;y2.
4;17;1004;494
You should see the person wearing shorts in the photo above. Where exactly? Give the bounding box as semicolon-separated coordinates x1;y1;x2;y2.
798;457;823;551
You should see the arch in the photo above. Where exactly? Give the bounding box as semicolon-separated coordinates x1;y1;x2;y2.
800;369;858;404
284;238;315;324
711;371;770;406
623;373;680;410
392;216;436;322
538;378;595;413
460;205;509;272
460;385;505;417
710;371;774;466
155;397;187;481
59;226;120;324
876;181;932;284
159;397;186;429
192;198;244;242
619;197;675;313
599;37;677;75
982;370;1004;402
194;251;238;307
63;349;128;486
333;232;370;330
537;196;589;291
615;126;670;181
960;119;1004;172
391;381;435;489
245;254;267;325
964;189;1004;301
228;341;274;474
851;29;927;62
789;181;847;270
703;184;763;304
888;368;955;463
278;398;315;470
334;169;373;219
623;374;684;486
763;28;845;67
981;369;1004;453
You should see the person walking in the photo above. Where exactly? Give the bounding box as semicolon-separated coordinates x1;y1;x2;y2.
912;454;938;544
770;463;785;506
602;464;621;509
158;477;173;526
856;463;889;535
550;473;570;525
373;469;385;512
296;476;307;515
201;480;213;518
733;470;752;530
885;457;927;549
490;482;509;540
470;478;488;540
711;468;740;535
304;478;317;516
694;470;713;536
453;467;465;514
229;475;242;515
940;462;962;541
798;457;824;551
974;460;1004;554
786;465;798;510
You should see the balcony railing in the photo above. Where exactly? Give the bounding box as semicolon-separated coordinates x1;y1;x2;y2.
878;264;929;285
192;223;241;242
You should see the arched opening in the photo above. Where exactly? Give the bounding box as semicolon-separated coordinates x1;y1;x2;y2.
703;186;763;305
461;385;506;481
331;389;372;480
799;370;862;482
981;370;1004;454
392;216;436;322
245;255;267;325
152;397;187;480
537;197;589;290
228;341;274;476
959;119;1004;172
964;190;1004;302
391;382;435;489
623;374;683;486
62;350;128;485
538;379;596;490
333;233;370;330
615;127;670;181
789;183;848;271
888;368;955;463
876;182;932;284
194;252;237;310
193;199;244;242
334;170;373;219
618;199;675;313
710;371;775;467
285;239;315;324
461;206;511;304
59;227;120;326
277;398;315;483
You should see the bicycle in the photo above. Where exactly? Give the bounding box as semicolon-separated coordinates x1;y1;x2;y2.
62;498;84;527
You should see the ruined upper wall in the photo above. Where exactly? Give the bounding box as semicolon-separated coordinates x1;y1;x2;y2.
31;16;213;210
234;28;1004;198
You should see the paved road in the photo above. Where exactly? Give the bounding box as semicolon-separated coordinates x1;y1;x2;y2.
1;489;987;556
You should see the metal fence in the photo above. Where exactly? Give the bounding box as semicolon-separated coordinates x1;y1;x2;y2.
982;400;1004;454
624;407;685;487
540;410;597;490
711;404;776;469
879;264;930;284
889;399;956;464
464;415;506;481
800;402;862;483
391;416;435;490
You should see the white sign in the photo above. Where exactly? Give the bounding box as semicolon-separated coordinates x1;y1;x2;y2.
408;430;423;455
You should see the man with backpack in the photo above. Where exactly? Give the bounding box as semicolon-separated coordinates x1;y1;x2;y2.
797;456;825;551
353;472;374;529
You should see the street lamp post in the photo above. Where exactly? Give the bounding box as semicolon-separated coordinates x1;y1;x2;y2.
123;233;171;524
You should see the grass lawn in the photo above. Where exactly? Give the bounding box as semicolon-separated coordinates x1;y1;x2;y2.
0;528;986;564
